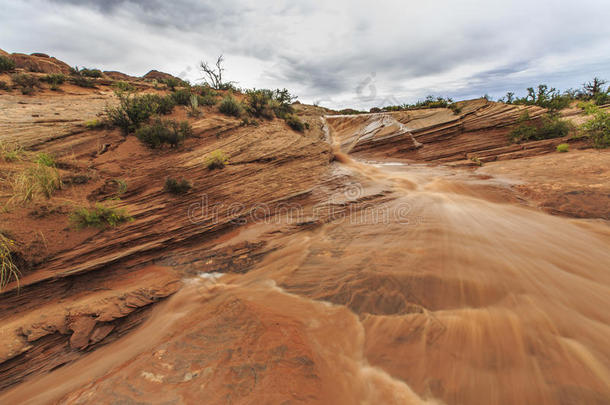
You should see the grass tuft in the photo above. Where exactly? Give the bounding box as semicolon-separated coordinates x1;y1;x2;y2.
70;204;133;229
0;233;20;291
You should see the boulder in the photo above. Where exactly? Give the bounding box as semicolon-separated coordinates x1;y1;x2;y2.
143;69;178;82
9;53;71;74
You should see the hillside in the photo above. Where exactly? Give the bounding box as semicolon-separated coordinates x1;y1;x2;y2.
0;51;609;405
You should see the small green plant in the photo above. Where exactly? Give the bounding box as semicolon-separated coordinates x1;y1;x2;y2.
85;119;105;129
0;233;20;291
42;74;66;90
70;75;96;88
469;156;483;166
70;204;133;229
171;89;192;106
112;81;135;92
218;95;243;117
0;80;9;91
34;152;55;167
164;178;192;195
197;94;218;106
581;110;610;149
205;150;228;170
284;114;307;132
136;119;193;148
11;73;40;94
114;179;128;196
240;117;259;127
0;55;16;73
556;143;570;153
188;94;201;117
163;77;184;91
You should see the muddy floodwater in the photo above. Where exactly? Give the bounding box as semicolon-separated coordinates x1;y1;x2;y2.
2;119;610;405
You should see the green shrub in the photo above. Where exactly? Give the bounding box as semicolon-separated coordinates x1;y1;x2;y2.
34;152;55;167
136;118;193;148
155;95;176;115
509;112;572;143
556;143;569;153
244;88;296;119
0;55;15;73
594;91;610;106
112;81;135;92
218;95;243;117
70;204;133;229
42;74;66;90
0;81;9;91
581;110;610;148
85;119;105;129
70;75;96;88
205;150;228;170
163;77;184;91
171;89;192;105
164;178;192;195
284;114;307;132
106;92;175;133
11;73;40;94
79;68;102;78
0;233;20;291
197;94;218;106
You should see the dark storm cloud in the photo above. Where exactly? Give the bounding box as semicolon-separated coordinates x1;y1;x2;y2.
2;0;610;109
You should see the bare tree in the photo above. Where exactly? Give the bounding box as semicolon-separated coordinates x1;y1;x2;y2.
583;77;608;97
199;55;236;90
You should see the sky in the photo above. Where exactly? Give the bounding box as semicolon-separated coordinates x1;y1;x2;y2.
1;0;610;110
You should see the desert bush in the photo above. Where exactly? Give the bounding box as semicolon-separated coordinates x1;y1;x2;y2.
469;156;483;166
42;74;66;90
197;94;218;106
0;233;20;291
244;88;296;119
205;150;228;170
218;95;243;117
188;94;201;117
0;81;9;91
70;75;96;88
164;178;192;195
284;114;307;132
581;110;610;148
509;112;572;143
171;89;191;105
34;152;55;167
556;143;569;153
135;119;193;148
79;68;102;78
106;92;175;133
70;204;133;229
0;55;15;73
163;77;185;91
112;81;135;92
11;73;40;94
155;95;176;115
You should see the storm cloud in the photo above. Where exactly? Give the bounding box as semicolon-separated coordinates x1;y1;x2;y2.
2;0;609;109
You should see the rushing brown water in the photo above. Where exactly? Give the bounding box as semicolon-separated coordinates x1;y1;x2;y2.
3;118;610;404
